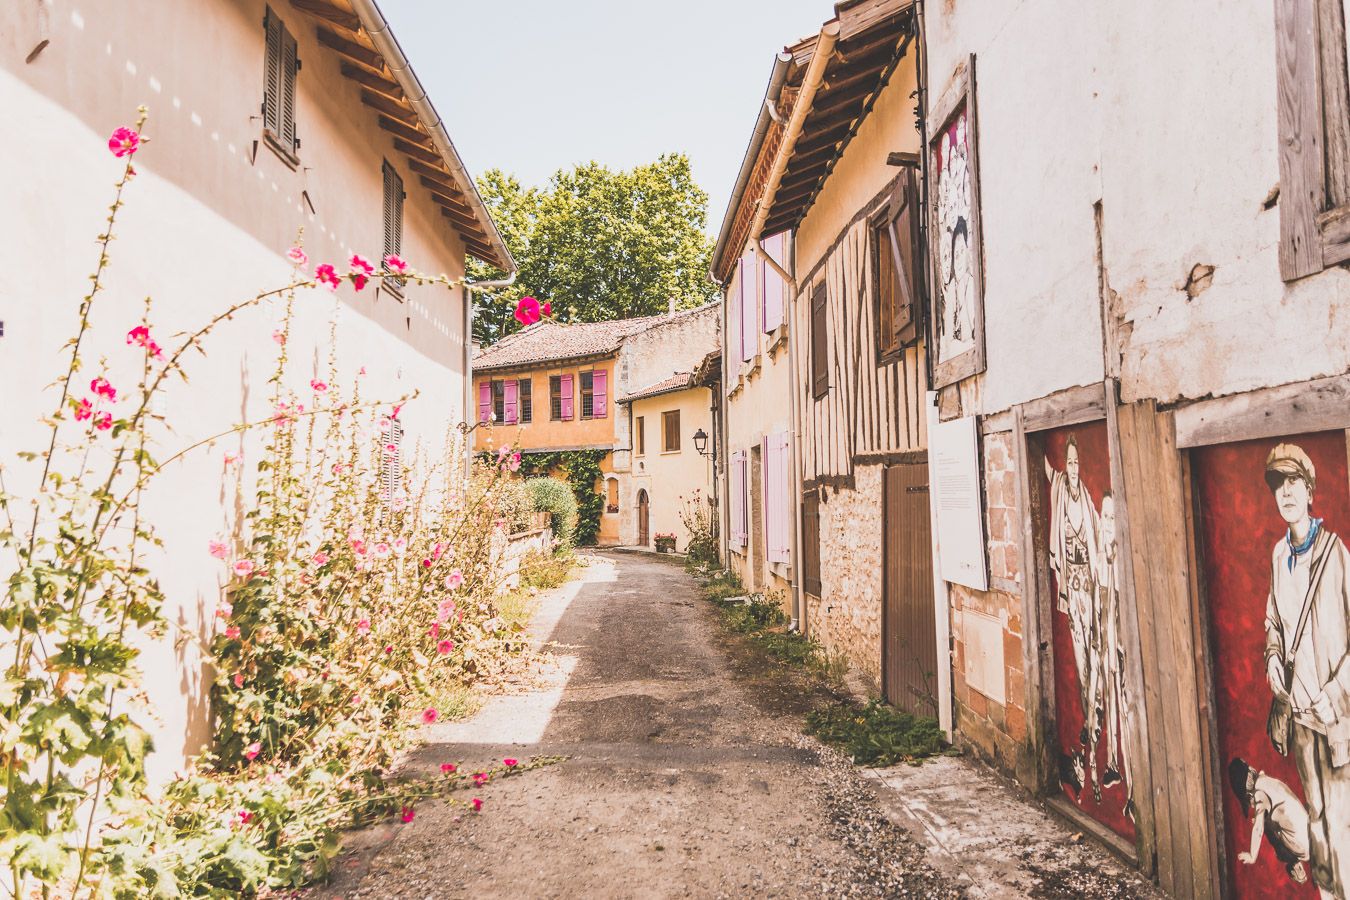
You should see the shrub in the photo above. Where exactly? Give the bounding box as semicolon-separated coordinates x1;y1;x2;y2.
528;477;578;547
805;699;950;767
678;491;719;568
497;477;535;533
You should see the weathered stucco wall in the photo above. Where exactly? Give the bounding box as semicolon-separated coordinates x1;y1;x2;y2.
0;0;475;784
624;387;715;549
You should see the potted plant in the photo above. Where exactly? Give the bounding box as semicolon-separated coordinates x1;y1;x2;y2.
654;532;677;553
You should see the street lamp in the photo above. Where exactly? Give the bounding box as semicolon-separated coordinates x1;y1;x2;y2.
693;428;709;456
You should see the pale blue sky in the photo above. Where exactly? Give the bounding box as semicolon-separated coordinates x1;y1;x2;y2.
378;0;831;234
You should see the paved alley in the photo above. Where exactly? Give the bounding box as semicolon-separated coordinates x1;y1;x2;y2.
313;553;1157;900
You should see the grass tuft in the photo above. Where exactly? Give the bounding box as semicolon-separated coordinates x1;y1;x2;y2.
805;699;951;767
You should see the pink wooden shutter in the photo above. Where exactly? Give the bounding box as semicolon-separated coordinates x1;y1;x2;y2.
762;232;786;333
761;435;772;559
740;254;756;363
560;374;574;420
593;370;608;418
478;381;491;423
727;278;741;386
767;432;791;563
503;379;518;424
730;451;747;547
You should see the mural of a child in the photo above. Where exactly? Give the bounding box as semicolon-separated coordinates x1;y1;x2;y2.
1229;757;1311;885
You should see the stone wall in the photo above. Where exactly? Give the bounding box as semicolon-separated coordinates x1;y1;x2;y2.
806;463;884;691
494;525;554;592
948;430;1035;785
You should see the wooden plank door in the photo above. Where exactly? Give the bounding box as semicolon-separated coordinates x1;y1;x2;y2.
883;462;938;716
638;490;649;546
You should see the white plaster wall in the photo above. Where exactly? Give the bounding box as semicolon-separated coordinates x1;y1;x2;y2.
923;0;1350;409
0;0;474;783
624;388;715;548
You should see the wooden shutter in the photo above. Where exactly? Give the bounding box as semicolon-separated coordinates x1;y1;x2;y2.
740;254;756;362
280;24;298;151
810;282;828;398
730;451;748;547
263;8;283;137
886;169;920;347
382;161;405;289
766;432;791;564
560;374;574;420
503;379;518;424
802;489;821;595
593;370;608;418
381;417;403;504
727;277;741;385
477;381;491;423
762;232;787;333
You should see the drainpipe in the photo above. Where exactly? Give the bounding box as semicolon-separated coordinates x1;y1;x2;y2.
781;239;805;634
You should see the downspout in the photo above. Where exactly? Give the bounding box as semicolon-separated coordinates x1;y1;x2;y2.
782;238;805;633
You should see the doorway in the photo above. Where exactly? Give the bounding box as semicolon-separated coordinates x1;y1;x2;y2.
882;461;938;717
637;489;650;546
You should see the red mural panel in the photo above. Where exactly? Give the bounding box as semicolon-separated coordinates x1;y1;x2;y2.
1038;422;1137;841
1194;430;1350;899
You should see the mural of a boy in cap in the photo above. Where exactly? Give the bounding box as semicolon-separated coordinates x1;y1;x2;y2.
1262;442;1350;898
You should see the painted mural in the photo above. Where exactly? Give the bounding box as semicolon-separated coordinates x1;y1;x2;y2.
1195;431;1350;899
932;105;976;365
1039;423;1137;841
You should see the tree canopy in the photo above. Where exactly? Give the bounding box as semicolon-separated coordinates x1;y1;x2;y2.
467;154;720;345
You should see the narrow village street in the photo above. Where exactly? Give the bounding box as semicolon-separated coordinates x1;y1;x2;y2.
314;554;1157;900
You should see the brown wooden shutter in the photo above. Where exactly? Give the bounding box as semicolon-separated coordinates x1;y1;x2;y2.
887;168;921;347
263;8;282;137
382;161;405;289
811;282;828;399
280;25;298;151
802;489;822;596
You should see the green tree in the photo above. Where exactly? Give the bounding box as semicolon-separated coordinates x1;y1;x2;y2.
468;154;719;345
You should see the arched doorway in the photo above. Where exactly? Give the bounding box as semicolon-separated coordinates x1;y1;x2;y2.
637;489;650;546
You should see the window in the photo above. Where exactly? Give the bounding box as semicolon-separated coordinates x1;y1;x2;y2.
802;489;821;596
492;380;505;424
761;231;789;333
580;372;593;418
662;410;681;453
1275;0;1350;279
579;370;608;420
874;168;922;360
811;282;828;399
550;374;574;421
262;6;299;163
519;378;532;424
606;478;619;514
381;414;403;506
635;416;646;456
382;161;405;294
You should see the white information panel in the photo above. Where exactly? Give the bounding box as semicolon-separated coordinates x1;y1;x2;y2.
928;411;989;591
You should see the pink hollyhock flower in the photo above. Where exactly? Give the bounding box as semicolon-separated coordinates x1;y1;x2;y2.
93;412;113;431
421;558;432;569
224;452;241;469
514;295;541;327
373;542;391;558
238;810;253;825
393;537;407;556
542;301;552;317
225;626;241;640
437;639;454;655
400;806;415;823
444;569;464;590
432;542;445;560
232;559;256;578
108;126;141;158
351;694;363;705
422;708;438;724
350;254;375;276
310;379;328;393
496;445;510;462
351;539;367;556
315;263;340;291
244;742;261;761
359;366;368;376
392;403;404;419
384;644;394;654
471;797;483;812
90;377;116;401
217;602;233;617
428;623;440;639
440;763;457;774
437;599;456;622
356;618;370;635
509;451;521;473
352;273;369;291
383;254;409;274
74;398;93;421
233;672;245;688
271;329;286;346
287;246;308;267
125;325;163;358
472;773;488;786
332;462;348;475
503;758;518;767
312;551;329;566
209;539;228;559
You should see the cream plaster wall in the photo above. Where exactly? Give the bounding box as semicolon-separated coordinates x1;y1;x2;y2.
0;0;477;783
625;388;715;549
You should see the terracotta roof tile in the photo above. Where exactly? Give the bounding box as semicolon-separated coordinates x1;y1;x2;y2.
473;305;715;372
619;372;695;404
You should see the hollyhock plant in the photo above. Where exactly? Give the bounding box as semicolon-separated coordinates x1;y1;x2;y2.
471;798;483;812
383;253;408;274
310;379;328;393
356;618;370;635
311;551;330;566
93;412;113;431
444;569;463;590
503;758;518;768
232;559;256;578
245;742;261;761
513;295;541;326
315;263;340;291
272;329;287;346
225;627;241;640
73;398;93;421
349;254;374;291
472;773;488;787
209;539;228;559
287;246;308;267
422;708;438;724
542;300;552;317
437;639;454;655
108;126;141;157
400;806;415;824
90;376;117;401
440;763;457;774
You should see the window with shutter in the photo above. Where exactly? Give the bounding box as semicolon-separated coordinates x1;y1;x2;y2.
726;277;742;387
491;380;505;424
1275;0;1350;278
592;370;608;418
549;375;563;420
811;282;828;399
761;232;789;334
802;489;821;596
635;416;646;456
519;378;532;423
739;254;756;363
580;371;595;419
729;451;748;548
382;161;405;294
874;168;921;361
662;410;681;452
559;374;575;420
503;380;518;425
381;416;403;506
261;7;299;165
477;381;491;424
765;431;792;564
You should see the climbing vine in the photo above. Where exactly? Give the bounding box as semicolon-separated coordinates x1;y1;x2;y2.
513;450;608;546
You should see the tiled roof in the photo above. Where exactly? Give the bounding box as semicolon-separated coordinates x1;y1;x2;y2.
620;372;695;404
473;304;715;372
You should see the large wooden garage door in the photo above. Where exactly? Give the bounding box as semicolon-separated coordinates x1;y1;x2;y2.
883;462;938;716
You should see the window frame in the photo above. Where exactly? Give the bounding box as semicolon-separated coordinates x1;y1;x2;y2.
635;415;646;456
549;375;563;421
580;371;595;420
872;167;922;363
662;410;681;453
262;6;300;167
491;380;505;424
1275;0;1350;279
519;378;532;424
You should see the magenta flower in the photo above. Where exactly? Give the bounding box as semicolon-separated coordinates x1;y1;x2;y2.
233;672;245;688
93;413;113;432
373;542;391;558
108;126;141;158
503;758;518;767
209;539;228;559
310;379;328;393
90;377;116;401
514;296;542;327
126;325;163;358
232;559;256;578
383;254;409;274
472;772;488;786
224;452;241;469
356;618;370;635
350;254;375;276
444;569;464;590
437;639;454;655
432;542;445;560
542;300;552;317
508;452;522;473
428;623;440;639
315;263;341;291
238;810;253;825
271;329;286;346
440;763;457;774
312;551;330;566
471;797;483;812
422;708;439;724
400;806;415;823
287;246;308;267
245;741;261;761
225;626;241;640
73;398;93;421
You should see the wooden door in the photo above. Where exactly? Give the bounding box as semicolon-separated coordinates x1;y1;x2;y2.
883;462;938;716
637;489;649;546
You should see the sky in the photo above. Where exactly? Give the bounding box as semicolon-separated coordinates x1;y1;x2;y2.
378;0;832;235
